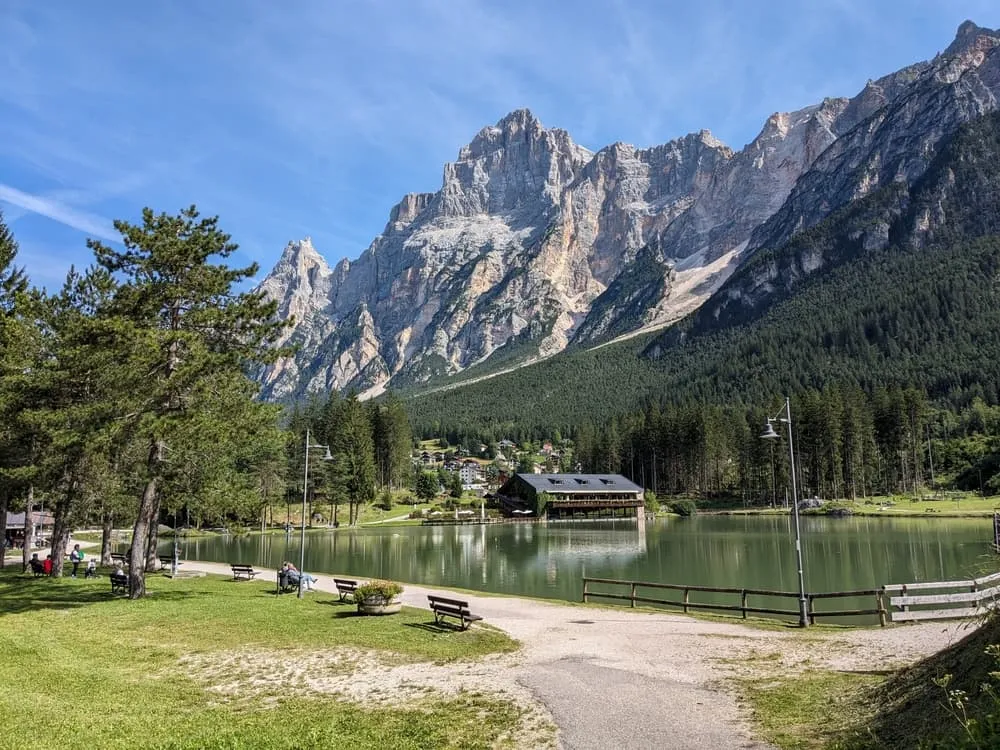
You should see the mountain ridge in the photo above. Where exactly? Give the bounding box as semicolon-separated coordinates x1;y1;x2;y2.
255;21;1000;402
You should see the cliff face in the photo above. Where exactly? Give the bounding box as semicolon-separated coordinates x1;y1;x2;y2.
256;22;1000;401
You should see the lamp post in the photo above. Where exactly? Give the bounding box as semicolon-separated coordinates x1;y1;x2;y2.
760;397;809;627
299;427;333;599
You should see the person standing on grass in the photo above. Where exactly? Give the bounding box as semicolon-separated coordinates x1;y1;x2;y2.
69;544;83;578
42;555;53;575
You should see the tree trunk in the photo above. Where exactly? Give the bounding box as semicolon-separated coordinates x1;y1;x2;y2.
100;511;113;565
130;441;164;598
50;519;70;578
0;492;7;565
146;511;160;572
22;485;33;571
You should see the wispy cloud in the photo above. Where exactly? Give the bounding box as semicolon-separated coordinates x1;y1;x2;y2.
0;183;118;241
0;0;996;291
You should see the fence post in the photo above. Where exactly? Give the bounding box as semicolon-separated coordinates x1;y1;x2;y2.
901;584;909;613
630;582;636;608
582;579;589;604
683;588;689;614
877;588;887;627
807;595;815;626
741;589;748;619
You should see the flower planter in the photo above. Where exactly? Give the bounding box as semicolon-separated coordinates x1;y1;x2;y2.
356;596;402;615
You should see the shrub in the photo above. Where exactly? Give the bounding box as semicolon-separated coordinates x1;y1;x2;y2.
668;500;696;517
354;580;404;602
644;490;659;513
378;489;393;511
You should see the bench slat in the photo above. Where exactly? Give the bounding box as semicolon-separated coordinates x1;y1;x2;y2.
427;594;469;608
432;604;468;617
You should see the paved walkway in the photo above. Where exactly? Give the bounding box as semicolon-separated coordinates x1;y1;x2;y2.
173;561;969;750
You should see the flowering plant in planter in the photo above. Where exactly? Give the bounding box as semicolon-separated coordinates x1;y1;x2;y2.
354;580;404;615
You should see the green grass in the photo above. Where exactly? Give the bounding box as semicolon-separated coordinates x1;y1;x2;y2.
69;530;104;543
0;568;523;749
739;670;882;749
702;492;998;517
840;615;1000;749
738;616;1000;749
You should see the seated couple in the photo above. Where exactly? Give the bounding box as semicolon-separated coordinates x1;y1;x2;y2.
279;561;318;591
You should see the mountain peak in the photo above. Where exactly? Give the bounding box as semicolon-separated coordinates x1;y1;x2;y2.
497;108;540;130
461;109;549;161
277;237;330;273
944;20;999;57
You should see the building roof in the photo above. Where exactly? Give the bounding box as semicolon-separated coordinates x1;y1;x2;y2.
512;473;642;493
4;511;53;527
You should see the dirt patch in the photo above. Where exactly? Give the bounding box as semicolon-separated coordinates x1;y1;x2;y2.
179;646;557;748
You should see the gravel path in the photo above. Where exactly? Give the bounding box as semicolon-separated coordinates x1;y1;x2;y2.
171;561;969;750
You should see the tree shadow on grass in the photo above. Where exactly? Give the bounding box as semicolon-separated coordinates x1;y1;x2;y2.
331;610;364;619
0;571;215;617
314;598;352;608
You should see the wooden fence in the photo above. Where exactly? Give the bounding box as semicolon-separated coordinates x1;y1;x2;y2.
581;577;887;626
884;571;1000;622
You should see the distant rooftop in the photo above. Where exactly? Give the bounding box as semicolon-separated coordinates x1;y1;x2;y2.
513;473;642;493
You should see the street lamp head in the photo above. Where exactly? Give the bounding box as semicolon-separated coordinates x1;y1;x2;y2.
759;420;780;440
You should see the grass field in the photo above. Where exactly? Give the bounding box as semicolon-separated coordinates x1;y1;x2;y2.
0;568;524;749
698;492;998;517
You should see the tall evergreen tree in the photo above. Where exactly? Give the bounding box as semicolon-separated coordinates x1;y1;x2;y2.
88;206;286;597
330;394;376;525
0;209;28;555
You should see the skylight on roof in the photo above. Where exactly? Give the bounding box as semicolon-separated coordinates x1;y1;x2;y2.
574;478;589;484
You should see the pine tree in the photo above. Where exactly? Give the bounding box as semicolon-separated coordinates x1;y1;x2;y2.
87;206;287;597
330;394;376;525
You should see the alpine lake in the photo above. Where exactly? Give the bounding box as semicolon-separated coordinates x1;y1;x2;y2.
164;514;996;625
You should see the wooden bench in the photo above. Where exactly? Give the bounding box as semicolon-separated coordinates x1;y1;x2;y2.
334;578;357;602
110;553;127;567
231;564;258;581
110;573;129;595
427;595;483;630
158;556;181;571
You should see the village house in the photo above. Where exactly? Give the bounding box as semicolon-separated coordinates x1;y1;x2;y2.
459;460;481;484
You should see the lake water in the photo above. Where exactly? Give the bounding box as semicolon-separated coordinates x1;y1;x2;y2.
166;515;995;623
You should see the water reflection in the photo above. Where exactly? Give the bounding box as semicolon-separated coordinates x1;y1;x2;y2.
171;516;993;617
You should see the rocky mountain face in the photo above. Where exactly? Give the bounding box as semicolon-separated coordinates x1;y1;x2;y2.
256;21;1000;402
646;21;1000;352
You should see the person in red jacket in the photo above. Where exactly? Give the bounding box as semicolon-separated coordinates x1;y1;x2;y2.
42;554;53;575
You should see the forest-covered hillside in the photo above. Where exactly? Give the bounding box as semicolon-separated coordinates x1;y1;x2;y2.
403;111;1000;438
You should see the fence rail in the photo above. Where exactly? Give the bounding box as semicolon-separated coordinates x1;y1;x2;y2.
581;577;887;626
884;571;1000;622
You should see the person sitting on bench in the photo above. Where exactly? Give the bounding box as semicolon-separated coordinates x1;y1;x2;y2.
281;561;318;591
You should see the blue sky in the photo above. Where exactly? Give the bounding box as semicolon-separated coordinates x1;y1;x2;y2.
1;1;996;289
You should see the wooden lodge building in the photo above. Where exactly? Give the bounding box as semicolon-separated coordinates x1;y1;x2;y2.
498;473;644;519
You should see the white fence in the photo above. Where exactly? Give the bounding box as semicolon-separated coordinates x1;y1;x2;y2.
884;571;1000;622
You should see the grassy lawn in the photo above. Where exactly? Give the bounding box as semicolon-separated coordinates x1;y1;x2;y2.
0;568;524;749
738;670;882;749
701;492;998;517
